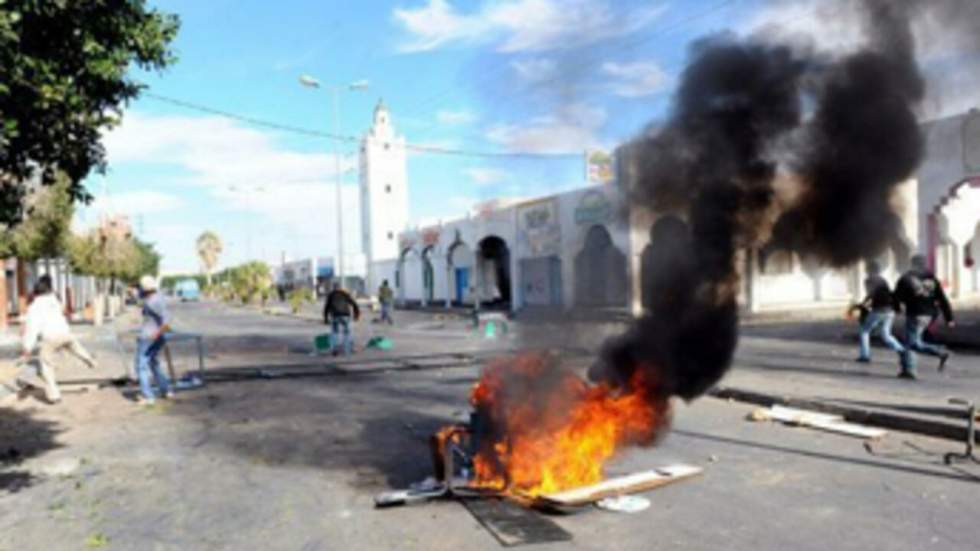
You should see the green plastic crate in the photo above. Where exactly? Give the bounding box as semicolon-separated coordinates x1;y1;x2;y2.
314;333;334;353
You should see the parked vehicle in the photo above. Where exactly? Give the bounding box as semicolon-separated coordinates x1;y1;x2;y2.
175;279;201;302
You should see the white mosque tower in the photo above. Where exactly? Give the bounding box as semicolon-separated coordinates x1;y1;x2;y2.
359;99;409;291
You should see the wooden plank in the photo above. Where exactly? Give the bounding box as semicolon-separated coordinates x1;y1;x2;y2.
755;406;887;439
535;464;703;507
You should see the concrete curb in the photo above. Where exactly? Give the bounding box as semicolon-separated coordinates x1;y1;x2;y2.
710;386;978;444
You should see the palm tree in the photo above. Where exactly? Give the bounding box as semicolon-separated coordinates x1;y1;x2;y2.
196;231;223;287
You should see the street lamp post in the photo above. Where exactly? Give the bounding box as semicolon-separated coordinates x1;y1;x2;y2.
299;75;368;288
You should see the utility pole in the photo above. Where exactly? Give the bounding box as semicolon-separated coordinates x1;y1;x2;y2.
299;75;368;289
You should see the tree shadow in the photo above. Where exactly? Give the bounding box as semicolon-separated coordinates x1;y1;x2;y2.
0;407;64;493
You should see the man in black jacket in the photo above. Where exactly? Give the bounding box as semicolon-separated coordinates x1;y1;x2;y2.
323;283;360;356
855;261;905;364
893;255;955;379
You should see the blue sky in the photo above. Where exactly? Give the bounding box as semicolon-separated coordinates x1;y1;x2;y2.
76;0;978;273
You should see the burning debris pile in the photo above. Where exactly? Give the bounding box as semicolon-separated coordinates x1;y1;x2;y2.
466;354;669;496
425;0;980;503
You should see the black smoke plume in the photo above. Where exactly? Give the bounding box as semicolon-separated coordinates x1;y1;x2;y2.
593;0;962;401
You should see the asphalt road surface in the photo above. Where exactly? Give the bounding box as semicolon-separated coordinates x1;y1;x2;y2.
1;300;978;550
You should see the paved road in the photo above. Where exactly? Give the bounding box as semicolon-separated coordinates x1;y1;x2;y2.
1;300;979;550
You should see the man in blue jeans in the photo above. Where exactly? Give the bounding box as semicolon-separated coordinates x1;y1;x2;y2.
855;261;905;363
893;255;955;380
135;275;172;404
323;282;360;356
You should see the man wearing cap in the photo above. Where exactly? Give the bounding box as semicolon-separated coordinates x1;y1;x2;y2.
135;275;172;404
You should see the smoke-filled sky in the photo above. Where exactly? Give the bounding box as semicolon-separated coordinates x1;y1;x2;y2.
77;0;980;273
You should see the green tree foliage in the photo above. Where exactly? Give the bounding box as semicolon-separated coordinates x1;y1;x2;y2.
0;1;179;224
0;175;74;259
214;261;272;304
131;238;160;283
287;287;314;313
68;227;138;281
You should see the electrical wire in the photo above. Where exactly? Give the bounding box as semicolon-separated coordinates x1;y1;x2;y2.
140;92;582;160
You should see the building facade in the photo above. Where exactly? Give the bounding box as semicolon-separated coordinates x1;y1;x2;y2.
369;106;979;314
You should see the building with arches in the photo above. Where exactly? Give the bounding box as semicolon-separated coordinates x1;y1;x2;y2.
371;106;980;315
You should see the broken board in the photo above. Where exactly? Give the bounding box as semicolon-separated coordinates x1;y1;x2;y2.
756;405;888;439
461;497;572;547
533;464;703;508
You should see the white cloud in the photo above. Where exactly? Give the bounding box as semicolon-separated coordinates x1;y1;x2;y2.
436;109;477;125
486;103;606;154
98;111;362;272
511;58;557;82
88;190;184;216
602;61;670;97
465;167;509;186
393;0;666;53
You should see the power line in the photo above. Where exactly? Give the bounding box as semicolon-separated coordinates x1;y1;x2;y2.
140;92;582;160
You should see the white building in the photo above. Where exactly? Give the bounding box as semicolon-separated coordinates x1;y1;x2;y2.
360;99;409;293
366;105;979;314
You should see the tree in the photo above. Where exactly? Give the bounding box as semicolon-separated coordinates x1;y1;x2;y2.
0;177;75;326
131;238;161;284
195;231;222;287
68;225;140;325
0;1;179;224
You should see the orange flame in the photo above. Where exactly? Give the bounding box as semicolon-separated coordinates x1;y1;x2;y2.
464;353;669;496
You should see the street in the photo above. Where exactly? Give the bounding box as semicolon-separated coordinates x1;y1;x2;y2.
2;301;979;550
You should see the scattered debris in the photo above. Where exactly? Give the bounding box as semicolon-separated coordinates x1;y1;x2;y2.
365;336;392;350
85;533;109;548
596;495;651;513
749;405;887;439
533;465;703;508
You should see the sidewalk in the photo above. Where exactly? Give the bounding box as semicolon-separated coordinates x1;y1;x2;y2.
742;303;980;351
718;333;980;444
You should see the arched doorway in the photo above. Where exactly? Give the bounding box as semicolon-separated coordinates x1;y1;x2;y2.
574;225;627;307
397;248;422;304
448;241;475;305
477;236;511;309
640;215;694;312
421;246;435;304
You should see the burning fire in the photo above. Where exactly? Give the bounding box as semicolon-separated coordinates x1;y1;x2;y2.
465;353;669;496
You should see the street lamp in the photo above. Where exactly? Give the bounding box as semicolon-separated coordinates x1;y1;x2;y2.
299;74;369;288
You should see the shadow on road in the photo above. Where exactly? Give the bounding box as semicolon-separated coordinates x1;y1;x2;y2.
673;429;980;484
0;407;64;493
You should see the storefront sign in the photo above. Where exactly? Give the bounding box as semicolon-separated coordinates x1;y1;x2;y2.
518;199;560;257
574;190;612;225
586;149;615;185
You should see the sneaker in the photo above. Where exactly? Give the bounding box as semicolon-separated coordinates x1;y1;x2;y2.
855;357;871;364
162;391;175;400
897;371;917;381
135;396;156;406
938;353;950;373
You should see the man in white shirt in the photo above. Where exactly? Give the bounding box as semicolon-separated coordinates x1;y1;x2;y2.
135;275;172;404
20;275;96;404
